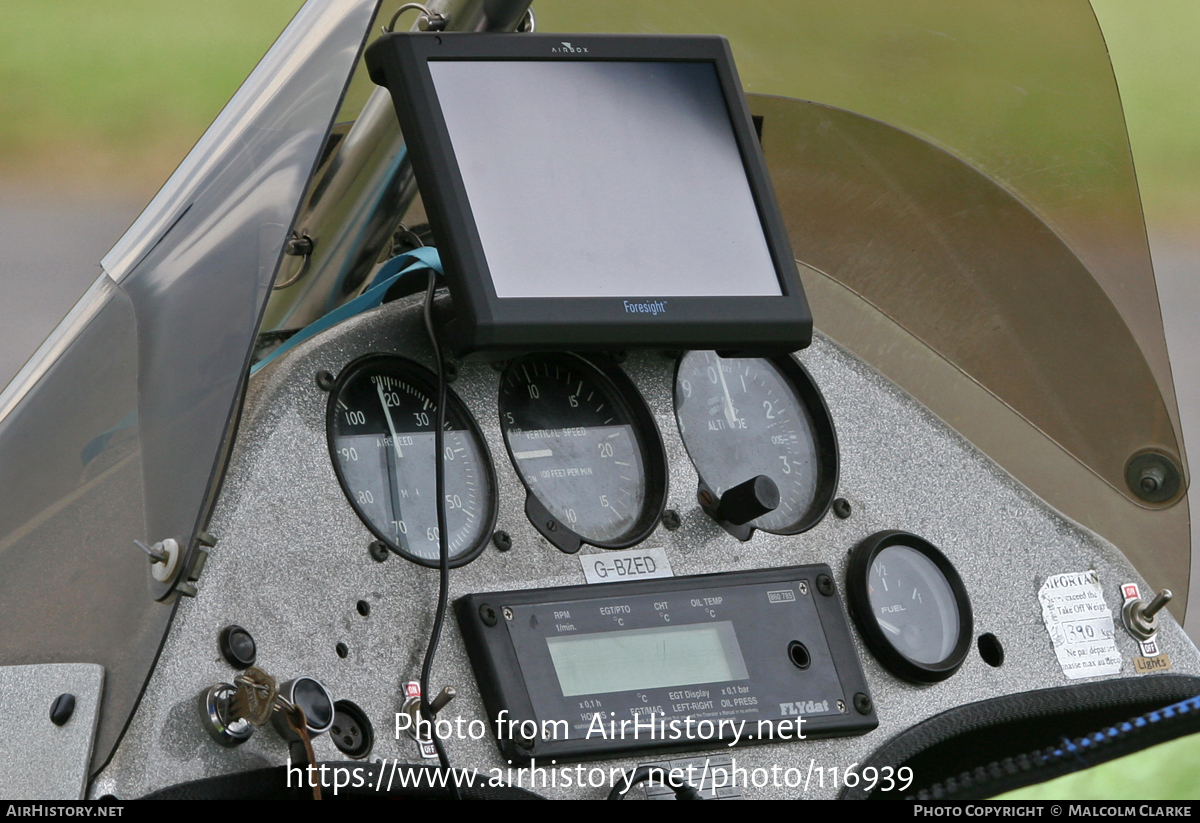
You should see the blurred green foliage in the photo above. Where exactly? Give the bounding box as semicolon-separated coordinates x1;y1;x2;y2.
0;0;302;187
1092;0;1200;221
1001;729;1200;801
1;1;1196;223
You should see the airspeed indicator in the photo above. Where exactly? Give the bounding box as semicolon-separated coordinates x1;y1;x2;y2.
327;354;496;567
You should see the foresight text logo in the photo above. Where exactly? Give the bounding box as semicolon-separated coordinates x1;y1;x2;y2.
623;300;668;316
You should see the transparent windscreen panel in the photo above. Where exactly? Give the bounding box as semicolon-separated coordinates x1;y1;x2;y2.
533;2;1178;451
746;94;1180;506
0;0;382;771
535;1;1190;602
100;1;380;607
0;277;164;774
256;0;533;348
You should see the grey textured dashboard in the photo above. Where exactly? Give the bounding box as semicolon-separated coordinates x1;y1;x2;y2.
92;295;1200;799
1;663;104;800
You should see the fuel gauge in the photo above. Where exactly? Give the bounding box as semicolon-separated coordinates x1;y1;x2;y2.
846;531;973;683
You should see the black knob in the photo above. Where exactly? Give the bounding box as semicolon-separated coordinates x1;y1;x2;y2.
715;475;779;525
50;693;76;726
287;678;334;733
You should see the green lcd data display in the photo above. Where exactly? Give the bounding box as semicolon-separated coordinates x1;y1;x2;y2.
545;622;750;696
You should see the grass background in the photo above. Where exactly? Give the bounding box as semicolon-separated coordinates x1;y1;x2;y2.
0;0;1195;800
0;0;303;192
1;0;1198;227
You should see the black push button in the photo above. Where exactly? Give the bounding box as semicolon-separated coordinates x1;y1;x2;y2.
218;624;257;669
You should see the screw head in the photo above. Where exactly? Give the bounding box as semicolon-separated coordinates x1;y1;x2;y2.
50;693;76;726
816;574;835;597
853;692;873;715
492;530;512;552
479;604;498;626
368;540;389;562
661;509;682;531
545;520;557;532
798;580;809;596
1125;452;1182;504
502;606;515;621
832;498;852;519
315;370;336;392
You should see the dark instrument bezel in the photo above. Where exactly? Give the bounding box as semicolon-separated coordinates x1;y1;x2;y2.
845;530;974;684
326;353;498;569
498;352;668;554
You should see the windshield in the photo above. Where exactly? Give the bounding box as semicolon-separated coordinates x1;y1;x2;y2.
0;1;381;771
533;0;1190;610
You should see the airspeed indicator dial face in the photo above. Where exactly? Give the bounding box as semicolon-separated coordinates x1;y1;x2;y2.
674;351;837;534
499;353;666;550
327;355;496;567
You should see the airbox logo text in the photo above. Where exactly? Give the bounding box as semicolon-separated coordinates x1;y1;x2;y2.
552;42;588;54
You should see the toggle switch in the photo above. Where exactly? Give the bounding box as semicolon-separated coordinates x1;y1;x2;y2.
1122;588;1172;641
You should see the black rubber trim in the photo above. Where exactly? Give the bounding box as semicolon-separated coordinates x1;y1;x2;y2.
842;675;1200;799
913;692;1200;800
141;761;544;800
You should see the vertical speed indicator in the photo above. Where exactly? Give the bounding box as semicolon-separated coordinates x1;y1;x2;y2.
499;353;667;553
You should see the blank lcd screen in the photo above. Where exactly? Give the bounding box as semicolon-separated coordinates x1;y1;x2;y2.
428;60;781;299
545;621;750;697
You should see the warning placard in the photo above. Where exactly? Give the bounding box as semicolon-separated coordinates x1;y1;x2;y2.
1038;570;1122;680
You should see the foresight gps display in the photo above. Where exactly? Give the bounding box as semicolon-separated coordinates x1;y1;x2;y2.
366;33;812;357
